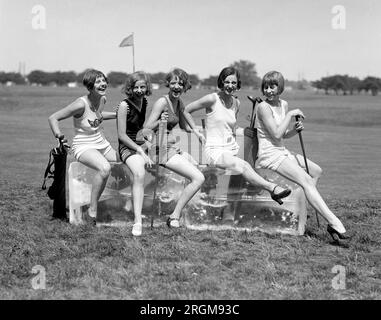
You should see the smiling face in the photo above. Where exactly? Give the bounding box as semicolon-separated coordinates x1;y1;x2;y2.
92;76;108;96
263;83;279;101
168;76;184;99
132;80;147;99
222;74;238;96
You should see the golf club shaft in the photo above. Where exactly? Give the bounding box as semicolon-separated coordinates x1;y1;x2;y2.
295;115;320;227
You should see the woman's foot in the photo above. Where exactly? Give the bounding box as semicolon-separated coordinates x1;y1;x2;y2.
84;207;97;226
270;185;292;205
166;216;180;228
327;224;350;242
132;222;142;236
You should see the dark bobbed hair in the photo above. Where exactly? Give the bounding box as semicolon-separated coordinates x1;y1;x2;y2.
165;68;192;92
82;69;108;91
217;67;241;90
122;71;152;97
261;71;285;95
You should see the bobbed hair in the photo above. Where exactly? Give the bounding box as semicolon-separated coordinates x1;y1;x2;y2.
217;67;241;90
261;71;285;95
122;71;152;97
165;68;192;92
82;69;108;91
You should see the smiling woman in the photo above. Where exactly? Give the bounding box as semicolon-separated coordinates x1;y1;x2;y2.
48;69;118;225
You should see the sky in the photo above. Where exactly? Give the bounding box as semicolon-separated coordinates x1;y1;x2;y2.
0;0;380;80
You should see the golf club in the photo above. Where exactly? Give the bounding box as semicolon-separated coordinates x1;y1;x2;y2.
295;115;320;228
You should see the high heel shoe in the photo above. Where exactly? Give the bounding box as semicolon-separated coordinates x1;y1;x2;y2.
166;217;180;228
270;185;292;205
327;224;350;242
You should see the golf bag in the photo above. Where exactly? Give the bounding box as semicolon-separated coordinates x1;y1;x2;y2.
42;141;68;220
244;96;262;165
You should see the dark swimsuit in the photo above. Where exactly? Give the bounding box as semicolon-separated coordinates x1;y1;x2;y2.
148;95;183;165
117;97;147;162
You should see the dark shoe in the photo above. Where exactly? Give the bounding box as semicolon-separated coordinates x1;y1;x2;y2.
327;224;350;242
83;211;97;226
270;185;292;205
166;217;180;228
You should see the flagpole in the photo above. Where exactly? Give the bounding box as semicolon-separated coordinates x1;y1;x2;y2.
132;33;135;72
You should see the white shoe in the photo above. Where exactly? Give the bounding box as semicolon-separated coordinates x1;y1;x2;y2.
132;223;142;236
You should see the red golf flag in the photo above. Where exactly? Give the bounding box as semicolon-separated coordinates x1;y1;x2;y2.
119;34;134;47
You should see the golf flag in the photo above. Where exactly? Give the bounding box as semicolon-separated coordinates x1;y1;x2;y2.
119;34;134;47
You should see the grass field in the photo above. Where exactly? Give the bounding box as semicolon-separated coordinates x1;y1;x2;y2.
0;85;380;300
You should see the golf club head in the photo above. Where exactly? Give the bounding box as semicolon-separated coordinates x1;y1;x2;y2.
247;96;263;105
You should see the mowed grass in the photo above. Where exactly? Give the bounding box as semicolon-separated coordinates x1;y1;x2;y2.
0;85;380;300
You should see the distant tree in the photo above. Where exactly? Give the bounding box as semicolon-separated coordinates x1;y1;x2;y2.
188;74;200;87
0;72;26;84
330;75;348;95
229;60;261;88
107;71;128;87
50;71;76;85
311;78;330;94
201;75;218;88
149;72;166;86
344;75;361;95
27;70;51;85
360;76;381;96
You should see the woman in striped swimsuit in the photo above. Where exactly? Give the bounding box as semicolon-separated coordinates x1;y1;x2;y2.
48;69;118;225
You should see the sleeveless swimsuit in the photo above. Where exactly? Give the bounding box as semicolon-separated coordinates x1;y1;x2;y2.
117;97;147;162
254;99;293;170
204;93;239;165
148;95;183;165
71;96;113;160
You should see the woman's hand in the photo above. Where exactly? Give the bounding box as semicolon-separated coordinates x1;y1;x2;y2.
160;110;169;121
294;120;304;133
287;108;305;120
137;147;154;167
193;128;206;145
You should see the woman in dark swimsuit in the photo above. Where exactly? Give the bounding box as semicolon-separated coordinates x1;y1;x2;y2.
117;71;153;236
144;68;205;228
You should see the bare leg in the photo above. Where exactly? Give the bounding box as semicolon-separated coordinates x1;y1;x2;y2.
215;152;288;195
78;149;115;217
164;154;205;221
293;153;323;186
124;154;146;226
276;157;345;233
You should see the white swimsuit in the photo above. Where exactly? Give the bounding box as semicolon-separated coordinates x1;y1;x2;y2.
254;99;293;170
71;96;113;160
204;93;240;165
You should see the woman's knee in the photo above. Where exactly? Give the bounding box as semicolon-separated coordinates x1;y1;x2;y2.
192;171;205;187
98;162;111;178
132;169;145;183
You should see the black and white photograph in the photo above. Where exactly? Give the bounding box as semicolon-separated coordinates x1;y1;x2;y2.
0;0;380;303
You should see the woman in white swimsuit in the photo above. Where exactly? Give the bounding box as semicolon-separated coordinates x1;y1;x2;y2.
183;67;292;209
48;69;118;225
255;70;349;243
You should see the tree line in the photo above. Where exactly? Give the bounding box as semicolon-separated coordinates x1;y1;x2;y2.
311;75;381;96
0;60;262;89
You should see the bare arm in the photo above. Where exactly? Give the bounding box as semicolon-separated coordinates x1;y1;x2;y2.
183;93;216;129
143;97;168;131
48;98;85;138
99;96;116;120
257;101;305;140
